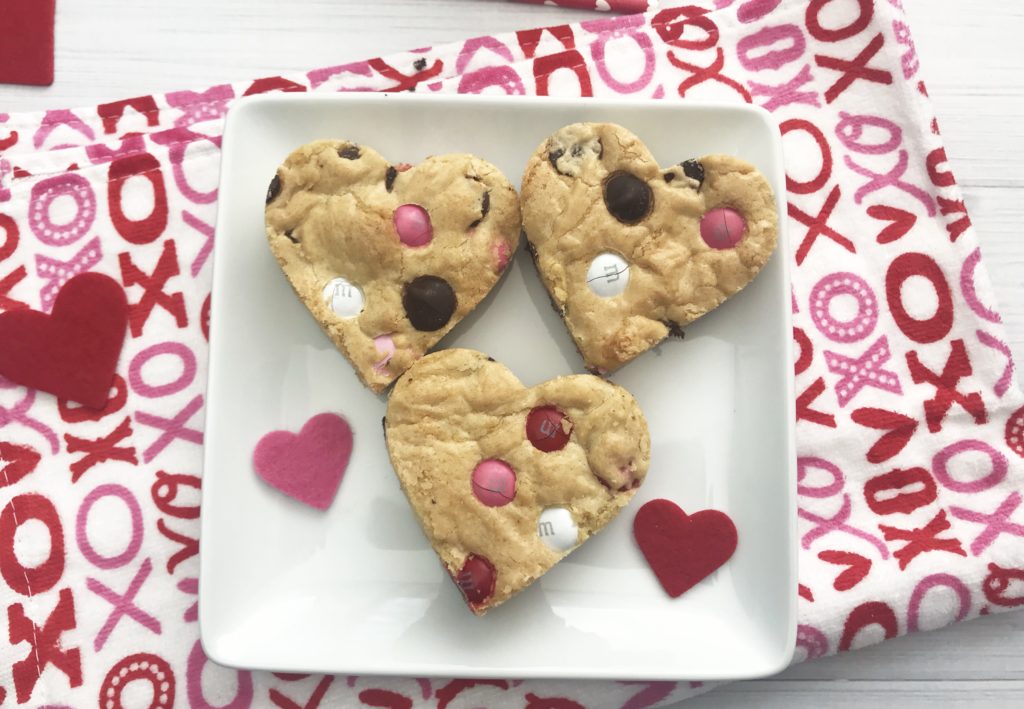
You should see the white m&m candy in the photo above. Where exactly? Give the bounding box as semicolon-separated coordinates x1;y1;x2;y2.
537;507;579;552
586;252;630;297
322;277;365;319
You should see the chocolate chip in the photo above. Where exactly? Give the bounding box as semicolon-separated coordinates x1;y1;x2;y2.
662;320;686;339
664;172;675;182
681;159;705;187
548;148;565;171
486;356;495;362
266;174;281;204
338;145;361;160
403;275;456;331
284;229;298;243
385;166;397;192
469;190;491;229
414;57;427;71
603;171;653;224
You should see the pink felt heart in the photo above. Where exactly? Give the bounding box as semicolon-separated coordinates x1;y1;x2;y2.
633;498;738;598
253;413;353;510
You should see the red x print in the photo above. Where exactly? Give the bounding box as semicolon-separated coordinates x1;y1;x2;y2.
667;48;752;101
796;377;837;428
938;196;972;242
271;676;335;709
815;33;893;104
906;339;987;433
8;587;82;703
0;264;28;311
367;57;443;92
64;416;138;482
119;239;187;338
789;186;855;265
879;510;966;570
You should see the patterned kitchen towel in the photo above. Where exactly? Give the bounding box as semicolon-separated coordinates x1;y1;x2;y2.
1;0;1022;707
510;0;658;12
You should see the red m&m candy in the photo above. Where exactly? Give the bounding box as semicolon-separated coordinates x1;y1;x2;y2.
455;554;496;606
526;406;572;452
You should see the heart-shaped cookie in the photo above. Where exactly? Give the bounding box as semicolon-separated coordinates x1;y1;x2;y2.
265;140;521;392
384;348;650;615
521;123;778;373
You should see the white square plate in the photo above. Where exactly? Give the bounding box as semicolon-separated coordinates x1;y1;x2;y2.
200;93;796;681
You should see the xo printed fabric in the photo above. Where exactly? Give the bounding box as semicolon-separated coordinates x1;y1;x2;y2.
1;0;1023;706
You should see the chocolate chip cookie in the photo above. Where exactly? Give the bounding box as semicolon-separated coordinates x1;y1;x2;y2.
521;123;778;373
384;348;651;615
265;140;521;392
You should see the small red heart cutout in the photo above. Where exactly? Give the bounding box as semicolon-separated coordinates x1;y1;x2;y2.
253;413;354;510
0;273;128;408
633;499;738;598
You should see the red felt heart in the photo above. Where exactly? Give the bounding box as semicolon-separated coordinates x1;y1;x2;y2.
0;0;55;86
633;499;738;598
0;273;128;409
253;413;354;511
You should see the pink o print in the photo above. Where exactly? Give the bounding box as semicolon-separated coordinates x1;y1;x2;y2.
810;272;878;343
29;173;96;246
907;573;971;633
76;484;143;570
129;342;198;399
795;624;829;661
932;439;1008;494
797;457;844;498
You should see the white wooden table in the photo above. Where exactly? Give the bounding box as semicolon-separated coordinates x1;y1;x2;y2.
3;1;1022;706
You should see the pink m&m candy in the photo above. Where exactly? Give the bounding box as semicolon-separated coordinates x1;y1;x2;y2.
700;207;746;250
393;204;432;247
471;459;516;507
455;554;496;606
526;406;572;452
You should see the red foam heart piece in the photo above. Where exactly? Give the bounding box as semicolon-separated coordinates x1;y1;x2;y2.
633;498;738;598
0;273;128;408
252;413;354;510
0;0;55;86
